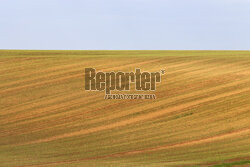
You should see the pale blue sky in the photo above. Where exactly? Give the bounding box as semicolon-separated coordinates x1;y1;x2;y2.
0;0;250;50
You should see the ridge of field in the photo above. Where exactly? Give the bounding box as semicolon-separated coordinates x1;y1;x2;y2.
0;50;249;167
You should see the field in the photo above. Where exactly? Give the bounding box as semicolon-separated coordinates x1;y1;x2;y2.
0;50;250;167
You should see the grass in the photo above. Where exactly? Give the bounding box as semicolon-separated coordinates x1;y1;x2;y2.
0;50;250;167
213;160;250;167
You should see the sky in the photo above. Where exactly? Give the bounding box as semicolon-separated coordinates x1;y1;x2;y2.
0;0;250;50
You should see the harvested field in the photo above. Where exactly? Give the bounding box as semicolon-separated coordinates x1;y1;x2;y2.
0;50;250;167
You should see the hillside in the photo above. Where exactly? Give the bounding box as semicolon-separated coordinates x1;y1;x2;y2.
0;50;250;167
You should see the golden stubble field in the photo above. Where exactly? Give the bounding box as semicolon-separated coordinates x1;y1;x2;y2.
0;50;250;167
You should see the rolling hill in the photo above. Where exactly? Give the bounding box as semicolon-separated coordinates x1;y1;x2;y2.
0;50;250;167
